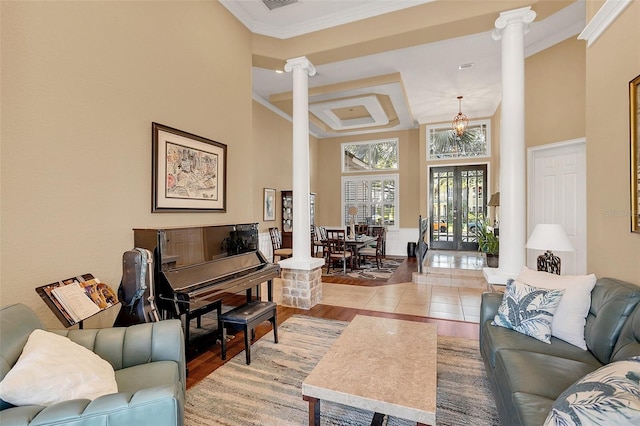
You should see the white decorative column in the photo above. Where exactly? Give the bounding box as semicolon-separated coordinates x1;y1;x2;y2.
279;56;325;309
485;7;536;285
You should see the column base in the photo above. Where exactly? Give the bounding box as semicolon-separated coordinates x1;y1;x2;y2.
483;267;517;288
279;258;325;310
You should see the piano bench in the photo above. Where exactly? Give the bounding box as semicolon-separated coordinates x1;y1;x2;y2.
219;300;278;365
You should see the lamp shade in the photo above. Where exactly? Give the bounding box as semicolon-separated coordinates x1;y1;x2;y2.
526;224;574;252
488;192;500;207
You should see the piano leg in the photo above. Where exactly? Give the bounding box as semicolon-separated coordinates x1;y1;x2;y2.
184;300;223;354
245;280;274;303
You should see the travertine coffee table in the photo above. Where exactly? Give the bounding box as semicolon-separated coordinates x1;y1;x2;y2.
302;315;437;426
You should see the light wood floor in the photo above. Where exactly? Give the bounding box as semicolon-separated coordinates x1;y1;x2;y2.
186;255;484;388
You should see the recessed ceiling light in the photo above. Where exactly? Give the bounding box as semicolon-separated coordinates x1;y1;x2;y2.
275;69;284;74
458;63;474;70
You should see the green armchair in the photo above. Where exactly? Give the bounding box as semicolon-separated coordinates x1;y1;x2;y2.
0;303;185;426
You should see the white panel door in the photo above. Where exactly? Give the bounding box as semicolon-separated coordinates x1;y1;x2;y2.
528;139;586;274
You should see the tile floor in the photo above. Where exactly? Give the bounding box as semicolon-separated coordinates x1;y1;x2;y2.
273;250;490;323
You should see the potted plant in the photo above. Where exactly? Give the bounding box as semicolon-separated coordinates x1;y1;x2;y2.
476;220;499;267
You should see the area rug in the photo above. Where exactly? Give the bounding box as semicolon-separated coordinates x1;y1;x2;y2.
322;257;403;282
185;315;500;426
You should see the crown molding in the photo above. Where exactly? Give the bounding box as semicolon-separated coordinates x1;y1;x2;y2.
578;0;632;47
525;20;584;57
252;91;322;139
221;0;432;39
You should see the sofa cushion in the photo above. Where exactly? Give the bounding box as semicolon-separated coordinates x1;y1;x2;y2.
0;329;118;406
492;279;565;344
0;365;183;425
585;278;640;364
481;320;603;370
512;392;556;426
544;356;640;425
517;266;596;349
115;361;180;395
0;383;183;426
494;349;600;401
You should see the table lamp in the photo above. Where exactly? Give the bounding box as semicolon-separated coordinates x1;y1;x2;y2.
525;224;574;275
487;192;500;232
348;206;358;239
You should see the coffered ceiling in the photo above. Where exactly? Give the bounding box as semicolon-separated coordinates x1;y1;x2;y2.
220;0;586;139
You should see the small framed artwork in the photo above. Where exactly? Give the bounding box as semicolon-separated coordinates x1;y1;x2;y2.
152;122;227;212
264;188;276;221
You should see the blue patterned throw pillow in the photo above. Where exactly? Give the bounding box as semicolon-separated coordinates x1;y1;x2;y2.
492;279;564;343
544;356;640;426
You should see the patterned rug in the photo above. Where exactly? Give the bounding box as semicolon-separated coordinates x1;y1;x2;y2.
322;257;403;281
185;315;500;426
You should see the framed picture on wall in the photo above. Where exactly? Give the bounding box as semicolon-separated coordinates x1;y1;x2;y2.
152;122;227;212
264;188;276;221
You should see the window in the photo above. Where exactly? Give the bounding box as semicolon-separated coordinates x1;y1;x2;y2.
427;120;491;160
342;139;398;172
342;175;398;229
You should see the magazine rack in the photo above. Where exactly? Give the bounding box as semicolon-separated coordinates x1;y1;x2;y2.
35;273;119;328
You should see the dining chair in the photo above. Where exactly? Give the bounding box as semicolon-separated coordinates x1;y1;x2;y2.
324;229;352;274
268;227;292;262
359;233;384;269
325;228;346;241
311;226;326;257
355;223;368;235
368;226;386;257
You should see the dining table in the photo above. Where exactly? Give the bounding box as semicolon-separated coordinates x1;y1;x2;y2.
344;235;376;269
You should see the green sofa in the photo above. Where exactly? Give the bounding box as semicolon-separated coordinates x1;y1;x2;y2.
0;303;185;426
480;277;640;425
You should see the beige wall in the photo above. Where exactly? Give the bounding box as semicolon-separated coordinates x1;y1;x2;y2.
525;37;587;147
252;101;319;234
252;102;293;232
585;1;640;283
1;1;254;327
315;129;419;228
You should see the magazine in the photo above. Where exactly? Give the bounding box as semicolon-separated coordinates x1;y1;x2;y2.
52;283;100;322
37;274;119;325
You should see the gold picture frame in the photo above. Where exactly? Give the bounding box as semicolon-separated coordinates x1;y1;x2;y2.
631;75;640;233
152;123;227;213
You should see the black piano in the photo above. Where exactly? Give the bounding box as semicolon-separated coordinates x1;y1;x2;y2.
132;223;280;352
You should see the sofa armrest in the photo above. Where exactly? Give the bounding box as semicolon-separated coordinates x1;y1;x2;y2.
0;304;45;380
54;320;185;394
480;292;502;344
480;292;502;325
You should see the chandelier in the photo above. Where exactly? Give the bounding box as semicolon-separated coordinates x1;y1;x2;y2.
452;96;468;139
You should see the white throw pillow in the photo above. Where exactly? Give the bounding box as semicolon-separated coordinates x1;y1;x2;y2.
517;266;596;349
0;329;118;406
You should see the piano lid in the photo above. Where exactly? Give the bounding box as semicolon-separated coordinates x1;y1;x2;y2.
163;250;271;293
133;223;260;271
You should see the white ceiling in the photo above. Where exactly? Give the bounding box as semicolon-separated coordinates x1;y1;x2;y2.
221;0;586;139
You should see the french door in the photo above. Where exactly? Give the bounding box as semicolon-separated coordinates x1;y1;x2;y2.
429;164;487;250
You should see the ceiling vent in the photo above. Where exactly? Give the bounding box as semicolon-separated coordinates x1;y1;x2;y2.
262;0;299;11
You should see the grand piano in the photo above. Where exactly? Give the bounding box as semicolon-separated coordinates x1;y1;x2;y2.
132;223;280;351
